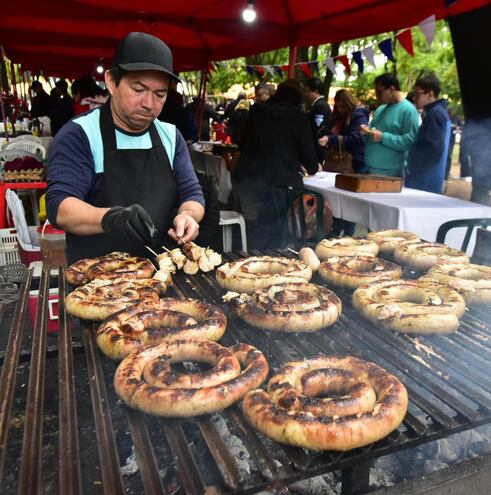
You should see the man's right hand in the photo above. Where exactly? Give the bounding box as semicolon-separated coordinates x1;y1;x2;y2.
101;204;156;244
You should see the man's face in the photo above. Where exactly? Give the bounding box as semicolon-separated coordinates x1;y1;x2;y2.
255;89;270;103
375;82;393;104
105;70;169;132
305;87;317;104
413;86;433;110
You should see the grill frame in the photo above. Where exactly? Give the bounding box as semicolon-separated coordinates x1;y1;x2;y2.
0;251;490;494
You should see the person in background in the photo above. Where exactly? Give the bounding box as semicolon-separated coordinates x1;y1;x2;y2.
30;81;55;118
405;74;451;193
361;73;420;177
47;32;204;263
305;78;333;163
186;96;218;141
158;88;197;141
318;89;369;236
232;79;318;249
224;91;246;120
72;74;107;115
49;79;74;136
254;82;271;103
228;98;250;144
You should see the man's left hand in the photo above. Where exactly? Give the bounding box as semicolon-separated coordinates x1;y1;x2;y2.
371;129;383;142
168;212;200;245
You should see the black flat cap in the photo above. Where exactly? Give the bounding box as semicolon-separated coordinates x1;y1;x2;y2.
112;32;180;82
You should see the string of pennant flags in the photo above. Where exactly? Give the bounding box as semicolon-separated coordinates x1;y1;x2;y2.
210;15;436;80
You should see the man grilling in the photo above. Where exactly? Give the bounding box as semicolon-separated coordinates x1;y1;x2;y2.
47;32;205;264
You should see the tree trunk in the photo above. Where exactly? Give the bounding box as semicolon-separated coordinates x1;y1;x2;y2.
323;42;340;98
296;46;309;82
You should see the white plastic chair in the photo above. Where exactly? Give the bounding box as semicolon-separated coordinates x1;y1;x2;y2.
219;210;247;252
14;135;43;144
5;140;46;160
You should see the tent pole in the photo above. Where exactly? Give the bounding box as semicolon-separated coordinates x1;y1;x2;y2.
288;45;297;79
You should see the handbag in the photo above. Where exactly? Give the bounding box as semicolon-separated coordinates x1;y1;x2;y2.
287;194;333;240
323;135;353;173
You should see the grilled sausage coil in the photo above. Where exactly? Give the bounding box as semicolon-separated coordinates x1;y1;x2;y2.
96;298;227;360
367;229;420;255
394;242;469;272
216;256;312;294
353;279;466;334
422;263;491;304
315;237;379;260
114;340;269;417
229;282;341;332
66;251;155;286
319;255;402;290
65;277;170;321
243;355;408;451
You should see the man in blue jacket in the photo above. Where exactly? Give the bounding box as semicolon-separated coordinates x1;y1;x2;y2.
405;75;451;193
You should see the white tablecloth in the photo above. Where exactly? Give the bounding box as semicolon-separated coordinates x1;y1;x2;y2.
304;172;491;254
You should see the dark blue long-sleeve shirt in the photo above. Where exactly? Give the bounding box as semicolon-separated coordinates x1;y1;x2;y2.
405;99;451;193
46;108;204;226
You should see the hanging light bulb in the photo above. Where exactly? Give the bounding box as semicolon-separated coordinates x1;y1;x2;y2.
242;0;256;23
96;65;104;74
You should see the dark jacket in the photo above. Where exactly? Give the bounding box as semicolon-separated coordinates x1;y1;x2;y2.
31;90;55;118
309;96;332;162
233;101;318;187
406;99;451;193
326;107;369;173
186;100;218;140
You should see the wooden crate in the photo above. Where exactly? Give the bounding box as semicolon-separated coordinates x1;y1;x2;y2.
335;173;403;193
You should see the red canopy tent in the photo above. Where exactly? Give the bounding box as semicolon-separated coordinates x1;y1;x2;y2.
1;0;488;77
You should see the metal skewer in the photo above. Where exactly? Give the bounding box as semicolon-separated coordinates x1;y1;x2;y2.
161;246;171;253
287;247;299;255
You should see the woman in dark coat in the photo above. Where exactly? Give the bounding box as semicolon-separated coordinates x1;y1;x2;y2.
318;89;369;236
232;79;319;248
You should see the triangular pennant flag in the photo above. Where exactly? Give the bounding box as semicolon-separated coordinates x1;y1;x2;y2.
310;61;319;74
379;38;395;61
325;57;336;74
352;51;364;74
299;62;313;79
418;15;436;47
362;46;376;68
336;55;351;76
254;66;265;77
397;29;414;56
265;65;276;77
273;65;283;77
245;66;255;76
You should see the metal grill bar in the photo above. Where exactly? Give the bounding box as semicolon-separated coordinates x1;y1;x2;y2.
126;408;165;495
83;325;125;495
0;270;32;483
195;415;244;490
1;250;491;495
18;267;50;495
57;269;82;495
161;418;204;495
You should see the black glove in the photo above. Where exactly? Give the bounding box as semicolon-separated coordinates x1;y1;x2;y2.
101;204;156;244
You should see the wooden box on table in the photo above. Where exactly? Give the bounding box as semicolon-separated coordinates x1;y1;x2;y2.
335;173;403;193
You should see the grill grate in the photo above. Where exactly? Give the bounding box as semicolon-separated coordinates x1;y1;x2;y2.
0;251;490;494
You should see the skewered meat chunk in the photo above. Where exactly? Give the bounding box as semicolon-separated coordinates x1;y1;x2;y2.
199;253;215;272
183;259;199;275
182;242;202;261
206;249;222;267
170;248;187;269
